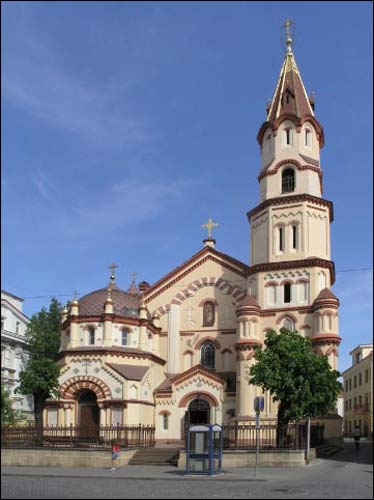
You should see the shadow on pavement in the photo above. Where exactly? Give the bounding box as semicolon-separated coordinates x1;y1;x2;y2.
318;441;373;466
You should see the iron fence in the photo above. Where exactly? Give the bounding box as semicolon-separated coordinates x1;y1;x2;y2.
221;422;324;450
1;424;155;449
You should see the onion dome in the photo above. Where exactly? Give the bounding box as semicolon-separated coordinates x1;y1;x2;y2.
78;285;140;318
313;287;340;308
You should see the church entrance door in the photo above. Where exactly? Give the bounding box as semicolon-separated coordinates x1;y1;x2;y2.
187;397;211;425
77;390;100;437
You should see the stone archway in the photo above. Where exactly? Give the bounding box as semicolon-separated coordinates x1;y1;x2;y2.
187;397;211;426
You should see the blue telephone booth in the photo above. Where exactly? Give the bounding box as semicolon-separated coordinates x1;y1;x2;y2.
186;424;223;475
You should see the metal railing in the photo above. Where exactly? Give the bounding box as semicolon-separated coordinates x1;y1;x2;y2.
1;424;155;449
221;422;324;450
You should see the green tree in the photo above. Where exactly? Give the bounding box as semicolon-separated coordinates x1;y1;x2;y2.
1;384;18;425
249;328;342;430
16;298;62;428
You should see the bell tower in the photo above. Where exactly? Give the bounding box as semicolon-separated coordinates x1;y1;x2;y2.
245;22;341;373
248;20;333;269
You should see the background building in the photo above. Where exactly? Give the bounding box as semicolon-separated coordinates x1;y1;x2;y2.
343;344;373;437
1;290;34;421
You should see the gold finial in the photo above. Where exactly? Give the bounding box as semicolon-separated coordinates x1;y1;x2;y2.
130;272;137;284
109;263;118;284
202;218;218;239
282;19;295;54
72;290;79;304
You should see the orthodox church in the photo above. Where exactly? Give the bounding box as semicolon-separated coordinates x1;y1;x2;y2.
44;29;341;444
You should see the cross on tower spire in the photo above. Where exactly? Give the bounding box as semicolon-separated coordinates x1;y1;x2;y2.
282;18;295;53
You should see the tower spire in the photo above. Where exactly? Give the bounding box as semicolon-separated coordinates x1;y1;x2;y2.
282;18;295;54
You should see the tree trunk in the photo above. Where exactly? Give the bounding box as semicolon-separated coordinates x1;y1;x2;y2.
33;395;46;445
276;404;288;448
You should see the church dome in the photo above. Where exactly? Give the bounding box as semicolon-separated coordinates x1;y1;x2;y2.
314;287;339;304
236;295;260;309
78;286;140;318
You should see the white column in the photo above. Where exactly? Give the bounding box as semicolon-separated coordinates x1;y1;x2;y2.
167;304;180;374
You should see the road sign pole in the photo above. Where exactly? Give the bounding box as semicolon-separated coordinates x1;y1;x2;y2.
255;412;260;476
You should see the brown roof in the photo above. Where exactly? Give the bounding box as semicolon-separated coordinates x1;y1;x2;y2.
237;295;260;308
314;287;339;302
267;51;314;123
107;363;149;381
78;286;140;317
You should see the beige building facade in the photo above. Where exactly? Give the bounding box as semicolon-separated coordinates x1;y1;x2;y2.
44;34;341;443
343;344;373;437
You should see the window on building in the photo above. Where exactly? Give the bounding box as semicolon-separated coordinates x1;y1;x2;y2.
305;128;312;148
283;317;294;331
358;373;362;386
16;321;20;335
345;380;349;392
365;369;369;383
283;127;293;147
354;376;357;388
355;352;362;364
201;341;215;370
284;283;291;303
292;225;297;249
282;168;295;193
349;399;352;411
279;226;284;252
345;400;349;411
358;395;362;408
121;328;129;346
365;394;369;411
162;414;169;430
354;397;357;409
88;327;95;345
349;379;352;391
203;302;215;327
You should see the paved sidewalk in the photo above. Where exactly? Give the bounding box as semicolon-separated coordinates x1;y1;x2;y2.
1;464;284;480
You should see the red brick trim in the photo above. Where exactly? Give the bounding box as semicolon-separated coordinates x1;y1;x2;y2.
311;334;341;345
60;376;112;400
159;410;171;416
247;194;333;223
178;391;219;408
182;349;194;356
221;348;232;355
280;279;294;286
194;337;222;350
58;348;166;366
295;278;309;284
171;364;224;387
198;298;219;307
264;281;278;287
276;312;298;325
257;158;323;193
257;115;325;148
246;258;336;285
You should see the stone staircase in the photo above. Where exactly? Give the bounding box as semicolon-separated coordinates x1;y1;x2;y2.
128;448;180;466
315;443;343;458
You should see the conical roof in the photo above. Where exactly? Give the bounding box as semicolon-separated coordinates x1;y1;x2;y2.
78;286;140;317
314;287;339;303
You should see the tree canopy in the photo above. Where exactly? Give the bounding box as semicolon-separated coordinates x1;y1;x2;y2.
16;298;63;426
249;328;342;425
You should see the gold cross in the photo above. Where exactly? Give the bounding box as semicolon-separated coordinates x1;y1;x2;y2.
282;19;294;38
131;272;137;284
202;218;218;239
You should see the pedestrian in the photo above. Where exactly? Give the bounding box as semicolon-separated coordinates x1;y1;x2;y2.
352;424;360;450
111;440;120;469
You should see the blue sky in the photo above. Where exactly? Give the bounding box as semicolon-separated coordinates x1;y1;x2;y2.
2;1;372;373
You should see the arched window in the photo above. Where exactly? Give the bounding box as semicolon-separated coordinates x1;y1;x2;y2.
121;328;129;346
284;283;292;303
201;341;215;370
282;168;295;193
283;127;293;147
88;327;95;345
162;414;169;430
283;317;294;331
203;302;215;327
305;128;312;148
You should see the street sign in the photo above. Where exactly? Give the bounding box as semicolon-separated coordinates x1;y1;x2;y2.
253;396;265;413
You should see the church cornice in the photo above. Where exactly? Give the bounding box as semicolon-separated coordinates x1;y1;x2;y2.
247;193;333;222
246;257;336;285
57;347;166;366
